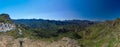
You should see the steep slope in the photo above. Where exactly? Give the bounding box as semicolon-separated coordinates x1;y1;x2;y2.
80;18;120;47
3;13;120;47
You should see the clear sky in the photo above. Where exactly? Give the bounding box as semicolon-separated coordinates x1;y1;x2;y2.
0;0;120;20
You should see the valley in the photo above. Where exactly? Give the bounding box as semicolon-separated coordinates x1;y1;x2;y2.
0;14;120;47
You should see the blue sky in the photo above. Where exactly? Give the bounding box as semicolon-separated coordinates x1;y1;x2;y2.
0;0;120;20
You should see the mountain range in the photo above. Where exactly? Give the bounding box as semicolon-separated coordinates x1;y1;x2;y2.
0;14;120;47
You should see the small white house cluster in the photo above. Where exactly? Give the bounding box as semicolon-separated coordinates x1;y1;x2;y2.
0;23;16;32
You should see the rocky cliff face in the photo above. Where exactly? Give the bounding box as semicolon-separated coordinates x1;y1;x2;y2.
0;23;16;32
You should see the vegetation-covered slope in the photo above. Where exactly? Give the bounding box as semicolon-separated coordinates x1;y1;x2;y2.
14;18;120;47
0;14;13;23
13;19;97;40
0;14;15;32
1;13;120;47
79;18;120;47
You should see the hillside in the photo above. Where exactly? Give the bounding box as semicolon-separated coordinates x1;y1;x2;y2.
0;14;13;23
0;14;98;47
0;14;16;32
79;18;120;47
13;19;98;40
12;18;120;47
1;13;120;47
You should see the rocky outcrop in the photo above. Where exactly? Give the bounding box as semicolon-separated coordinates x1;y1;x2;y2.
0;23;16;32
0;36;80;47
0;14;16;32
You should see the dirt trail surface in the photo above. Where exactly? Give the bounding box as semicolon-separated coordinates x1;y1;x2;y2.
0;35;80;47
